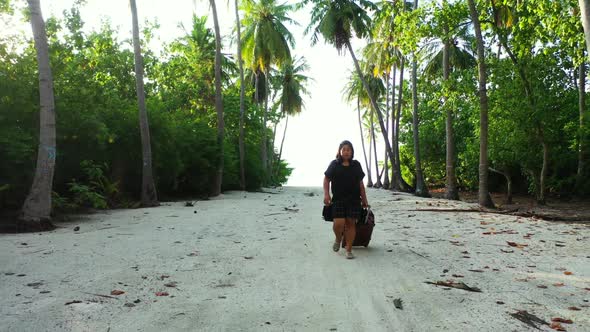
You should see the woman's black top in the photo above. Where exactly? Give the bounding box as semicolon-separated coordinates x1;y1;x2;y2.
324;159;365;204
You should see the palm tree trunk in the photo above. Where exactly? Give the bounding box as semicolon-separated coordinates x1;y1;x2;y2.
234;0;246;191
20;0;56;227
277;116;288;165
368;125;373;188
383;72;390;189
409;0;429;197
209;0;225;196
130;0;158;206
411;52;428;197
579;0;590;57
390;64;398;190
346;41;396;179
468;0;494;208
393;59;412;192
358;98;373;187
576;62;586;192
261;71;269;182
371;111;382;188
443;31;459;200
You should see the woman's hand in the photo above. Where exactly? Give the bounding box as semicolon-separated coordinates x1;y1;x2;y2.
362;199;369;208
324;194;332;206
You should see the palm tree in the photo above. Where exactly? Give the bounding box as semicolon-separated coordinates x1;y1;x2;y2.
343;70;372;186
468;0;494;208
423;1;475;200
410;0;429;197
20;0;56;228
209;0;225;196
129;0;158;207
275;56;311;170
241;0;296;180
234;0;247;191
305;0;400;184
579;0;590;57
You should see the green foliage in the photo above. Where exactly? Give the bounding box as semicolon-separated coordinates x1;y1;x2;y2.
0;4;290;212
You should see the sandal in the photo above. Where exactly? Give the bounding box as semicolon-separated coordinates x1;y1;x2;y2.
332;241;340;252
346;251;355;259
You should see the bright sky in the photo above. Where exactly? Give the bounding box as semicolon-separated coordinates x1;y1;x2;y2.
9;0;383;187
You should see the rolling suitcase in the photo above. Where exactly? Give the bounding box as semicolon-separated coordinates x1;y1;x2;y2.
342;207;375;248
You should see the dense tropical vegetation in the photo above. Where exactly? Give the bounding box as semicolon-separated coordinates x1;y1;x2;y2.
0;0;588;228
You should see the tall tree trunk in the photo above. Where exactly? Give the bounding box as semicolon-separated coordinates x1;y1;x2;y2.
383;73;390;189
234;0;246;191
538;128;548;204
261;71;269;183
576;62;586;192
277;116;288;166
390;64;399;190
443;30;459;200
20;0;56;227
579;0;590;57
410;0;429;197
371;111;382;188
358;98;373;187
130;0;158;206
368;124;373;188
468;0;494;208
393;59;412;192
209;0;224;196
411;56;428;197
346;41;397;180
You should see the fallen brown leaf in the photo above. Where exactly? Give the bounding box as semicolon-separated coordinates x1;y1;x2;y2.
553;282;565;287
110;290;125;296
65;300;83;305
155;292;169;296
506;241;528;249
552;318;573;324
537;285;548;289
550;322;566;331
564;271;573;276
568;307;581;311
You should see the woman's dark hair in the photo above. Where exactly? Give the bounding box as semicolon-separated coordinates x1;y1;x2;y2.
336;140;354;162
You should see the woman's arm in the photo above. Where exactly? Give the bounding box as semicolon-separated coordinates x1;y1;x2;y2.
323;176;331;205
360;181;369;208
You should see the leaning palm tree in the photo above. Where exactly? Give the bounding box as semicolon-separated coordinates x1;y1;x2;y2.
343;70;373;187
305;0;400;185
368;0;413;192
129;0;158;206
274;56;311;174
241;0;296;180
209;0;225;196
20;0;56;228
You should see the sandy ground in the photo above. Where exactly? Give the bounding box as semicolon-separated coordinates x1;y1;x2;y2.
1;186;589;332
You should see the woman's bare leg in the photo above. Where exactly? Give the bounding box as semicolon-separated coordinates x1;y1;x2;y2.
344;217;356;253
333;218;345;243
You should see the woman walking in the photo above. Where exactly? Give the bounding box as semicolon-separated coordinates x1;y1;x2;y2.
323;140;369;259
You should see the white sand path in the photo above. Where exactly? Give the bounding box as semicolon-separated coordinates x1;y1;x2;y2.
1;187;589;331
